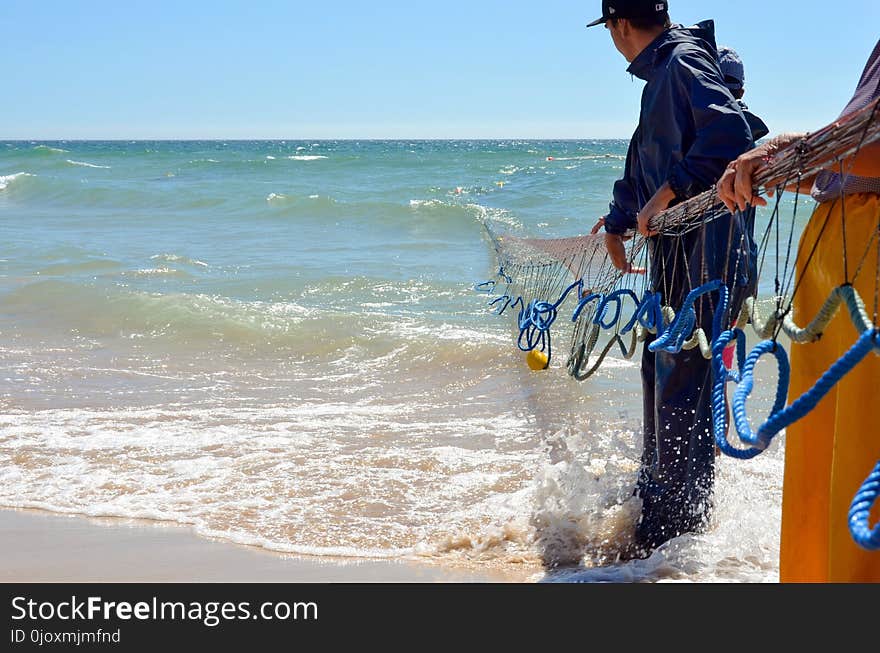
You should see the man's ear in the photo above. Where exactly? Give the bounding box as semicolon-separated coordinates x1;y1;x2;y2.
617;18;632;38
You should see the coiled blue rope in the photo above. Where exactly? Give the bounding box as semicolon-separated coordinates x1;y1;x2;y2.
514;280;585;363
712;328;764;459
517;299;555;352
849;460;880;551
648;280;723;355
710;285;763;459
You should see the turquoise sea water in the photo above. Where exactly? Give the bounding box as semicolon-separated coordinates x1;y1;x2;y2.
0;141;787;581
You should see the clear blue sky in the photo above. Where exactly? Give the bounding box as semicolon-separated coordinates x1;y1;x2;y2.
2;1;878;139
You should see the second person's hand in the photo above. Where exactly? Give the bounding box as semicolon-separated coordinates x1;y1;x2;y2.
604;233;647;275
716;145;772;213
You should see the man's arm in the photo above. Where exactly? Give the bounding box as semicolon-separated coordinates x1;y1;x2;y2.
602;133;647;273
604;133;641;237
637;182;677;237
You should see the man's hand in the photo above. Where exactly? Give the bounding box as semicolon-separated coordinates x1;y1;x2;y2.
604;233;647;275
717;134;809;213
590;216;606;235
636;182;676;237
716;145;772;213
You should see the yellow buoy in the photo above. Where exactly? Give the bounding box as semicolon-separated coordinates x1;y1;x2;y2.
526;349;549;371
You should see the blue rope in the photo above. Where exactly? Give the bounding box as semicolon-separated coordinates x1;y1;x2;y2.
849;460;880;551
632;291;665;334
474;267;511;295
572;292;604;323
712;328;764;459
489;295;511;315
710;286;762;458
726;329;747;384
478;265;880;552
475;280;496;294
743;329;880;449
595;289;640;330
648;280;723;354
517;299;554;352
510;296;524;313
705;285;880;552
730;340;791;451
515;281;585;363
619;291;653;334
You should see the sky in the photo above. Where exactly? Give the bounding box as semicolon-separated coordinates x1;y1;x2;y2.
2;1;878;139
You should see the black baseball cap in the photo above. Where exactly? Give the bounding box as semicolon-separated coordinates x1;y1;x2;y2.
586;0;669;27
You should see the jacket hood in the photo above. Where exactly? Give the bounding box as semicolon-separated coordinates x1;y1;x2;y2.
627;20;719;81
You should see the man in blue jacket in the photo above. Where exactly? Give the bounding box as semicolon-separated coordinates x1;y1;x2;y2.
587;0;758;555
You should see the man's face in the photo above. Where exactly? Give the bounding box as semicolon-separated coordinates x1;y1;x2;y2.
605;20;629;60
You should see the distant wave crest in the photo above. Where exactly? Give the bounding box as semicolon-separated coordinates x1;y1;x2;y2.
0;172;33;191
32;145;69;154
150;253;209;268
66;159;111;169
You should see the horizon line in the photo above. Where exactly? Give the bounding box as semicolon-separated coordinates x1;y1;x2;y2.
1;136;634;142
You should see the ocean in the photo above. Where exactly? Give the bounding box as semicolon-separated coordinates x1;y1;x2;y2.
0;140;789;582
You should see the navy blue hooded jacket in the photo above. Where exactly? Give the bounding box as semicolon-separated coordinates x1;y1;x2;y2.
604;21;753;235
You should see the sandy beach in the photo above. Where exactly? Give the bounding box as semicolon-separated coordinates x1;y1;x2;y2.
0;509;532;583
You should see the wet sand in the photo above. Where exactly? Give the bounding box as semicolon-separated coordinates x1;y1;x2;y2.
0;509;532;583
